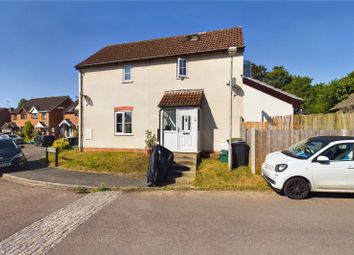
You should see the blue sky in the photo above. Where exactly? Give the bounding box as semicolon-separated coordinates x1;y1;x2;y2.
0;1;353;107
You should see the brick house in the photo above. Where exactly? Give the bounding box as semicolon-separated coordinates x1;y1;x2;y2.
59;99;79;138
0;108;11;133
8;96;73;137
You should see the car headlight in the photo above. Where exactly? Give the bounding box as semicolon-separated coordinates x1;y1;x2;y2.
12;153;23;159
275;164;288;172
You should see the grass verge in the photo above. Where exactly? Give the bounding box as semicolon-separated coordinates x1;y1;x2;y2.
194;159;270;191
47;149;148;178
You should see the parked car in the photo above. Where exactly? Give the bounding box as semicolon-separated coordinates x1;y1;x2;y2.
0;138;27;171
36;135;55;147
0;134;25;145
262;136;354;199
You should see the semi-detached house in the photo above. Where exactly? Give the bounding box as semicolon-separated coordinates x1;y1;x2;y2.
76;27;302;156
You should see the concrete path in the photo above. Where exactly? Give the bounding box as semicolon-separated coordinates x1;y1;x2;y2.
1;144;146;188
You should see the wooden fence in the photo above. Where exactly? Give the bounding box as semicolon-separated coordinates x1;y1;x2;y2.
244;129;354;173
244;112;354;131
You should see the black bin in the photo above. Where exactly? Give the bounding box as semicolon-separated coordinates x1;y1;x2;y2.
228;139;250;169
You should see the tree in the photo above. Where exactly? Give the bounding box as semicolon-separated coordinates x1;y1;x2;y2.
23;121;34;140
17;98;27;109
251;63;267;81
264;66;292;89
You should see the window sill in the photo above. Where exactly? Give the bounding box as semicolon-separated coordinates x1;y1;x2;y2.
177;76;188;80
122;80;134;84
115;133;134;136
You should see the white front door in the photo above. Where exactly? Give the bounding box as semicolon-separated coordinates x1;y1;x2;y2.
177;108;197;152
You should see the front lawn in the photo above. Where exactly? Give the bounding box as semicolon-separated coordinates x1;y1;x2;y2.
194;159;270;191
48;149;149;178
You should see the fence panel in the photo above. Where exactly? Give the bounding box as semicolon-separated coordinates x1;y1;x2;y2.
244;112;354;131
251;129;354;172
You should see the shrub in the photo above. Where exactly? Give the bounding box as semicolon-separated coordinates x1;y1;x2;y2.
23;121;34;140
93;184;111;192
145;130;157;149
52;138;71;151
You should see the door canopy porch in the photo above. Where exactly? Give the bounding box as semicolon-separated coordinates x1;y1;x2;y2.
158;89;203;153
34;121;48;130
158;89;203;108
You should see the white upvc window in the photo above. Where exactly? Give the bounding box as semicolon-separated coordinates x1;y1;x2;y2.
123;64;132;82
177;58;187;78
115;111;132;135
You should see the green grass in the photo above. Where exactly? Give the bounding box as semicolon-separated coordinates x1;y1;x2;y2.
48;149;149;178
70;186;90;194
93;184;111;192
194;159;270;191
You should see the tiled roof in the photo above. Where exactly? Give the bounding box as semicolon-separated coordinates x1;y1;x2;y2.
158;89;204;108
330;93;354;111
65;99;79;113
12;96;72;113
243;76;303;108
76;27;244;68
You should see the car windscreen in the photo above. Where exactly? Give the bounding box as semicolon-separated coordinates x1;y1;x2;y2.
8;135;17;138
282;139;328;159
0;140;19;151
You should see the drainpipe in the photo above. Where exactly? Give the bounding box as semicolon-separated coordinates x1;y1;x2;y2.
158;108;162;145
78;71;83;152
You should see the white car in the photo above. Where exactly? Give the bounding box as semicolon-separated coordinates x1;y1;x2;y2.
262;136;354;199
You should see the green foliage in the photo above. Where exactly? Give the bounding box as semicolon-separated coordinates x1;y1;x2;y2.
23;121;34;140
251;63;267;80
145;130;157;149
47;150;148;177
52;138;71;151
93;184;111;192
17;98;27;109
72;186;90;194
251;63;354;114
194;159;269;190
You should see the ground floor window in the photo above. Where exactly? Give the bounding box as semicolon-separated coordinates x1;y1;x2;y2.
115;111;132;135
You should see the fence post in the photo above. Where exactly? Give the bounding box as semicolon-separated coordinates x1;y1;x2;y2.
55;148;59;167
341;129;347;136
250;128;256;175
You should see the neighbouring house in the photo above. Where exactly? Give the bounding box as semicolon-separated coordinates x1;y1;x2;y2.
330;93;354;112
0;108;11;133
7;96;73;136
59;99;79;138
76;27;302;156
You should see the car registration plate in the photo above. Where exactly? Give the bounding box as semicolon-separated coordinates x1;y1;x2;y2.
0;162;11;168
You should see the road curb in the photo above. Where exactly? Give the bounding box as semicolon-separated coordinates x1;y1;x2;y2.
1;174;95;190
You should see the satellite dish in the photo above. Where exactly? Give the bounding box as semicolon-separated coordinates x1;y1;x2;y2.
83;95;93;106
232;84;244;97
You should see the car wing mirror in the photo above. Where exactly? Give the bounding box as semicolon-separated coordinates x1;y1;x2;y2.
316;156;330;164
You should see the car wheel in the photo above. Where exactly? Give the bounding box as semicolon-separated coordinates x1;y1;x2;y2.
284;177;310;199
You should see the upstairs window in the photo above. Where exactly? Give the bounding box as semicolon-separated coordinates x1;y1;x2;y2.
177;58;187;77
123;64;132;82
21;112;27;119
115;111;132;135
42;113;47;120
32;113;38;119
